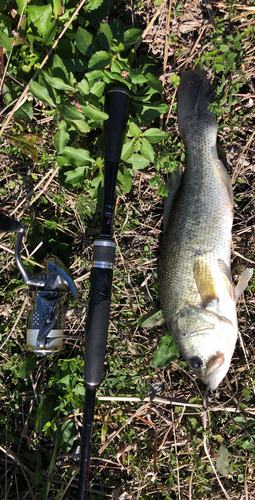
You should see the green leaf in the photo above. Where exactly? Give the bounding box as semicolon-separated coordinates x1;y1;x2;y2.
17;354;37;378
214;63;225;72
126;154;150;170
123;28;141;48
0;31;12;52
129;69;147;85
45;220;58;230
30;81;56;108
15;0;27;15
117;165;132;193
77;78;89;97
3;133;43;161
146;72;163;93
156;183;169;197
59;421;75;453
43;73;73;91
132;102;168;120
141;128;168;143
140;139;154;162
27;4;52;36
79;103;108;121
88;50;112;70
152;333;179;368
111;59;121;73
52;54;68;80
170;74;180;87
234;38;242;51
86;70;105;84
75;27;98;57
101;421;108;444
52;0;61;18
216;444;229;476
103;70;132;89
139;309;164;328
90;173;103;199
64;166;87;184
43;19;58;45
226;52;236;68
98;23;112;50
35;394;56;432
71;120;90;135
54;124;70;154
13;101;33;121
220;44;229;52
4;133;40;161
129;121;141;137
63;147;93;165
58;102;84;120
90;81;105;97
121;140;135;161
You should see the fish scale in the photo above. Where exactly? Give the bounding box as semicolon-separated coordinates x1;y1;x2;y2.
158;72;251;390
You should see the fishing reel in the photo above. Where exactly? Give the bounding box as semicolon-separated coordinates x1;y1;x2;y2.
15;225;83;355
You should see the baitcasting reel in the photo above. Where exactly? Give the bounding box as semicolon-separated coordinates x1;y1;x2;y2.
15;225;83;355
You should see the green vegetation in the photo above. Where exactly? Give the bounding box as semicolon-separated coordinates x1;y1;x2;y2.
0;0;255;499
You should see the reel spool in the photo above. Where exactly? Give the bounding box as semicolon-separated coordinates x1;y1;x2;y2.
26;292;66;355
15;226;83;355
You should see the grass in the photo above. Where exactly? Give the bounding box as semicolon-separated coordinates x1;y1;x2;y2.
0;0;255;499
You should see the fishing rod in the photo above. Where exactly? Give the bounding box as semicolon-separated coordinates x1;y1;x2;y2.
78;87;129;499
2;87;129;496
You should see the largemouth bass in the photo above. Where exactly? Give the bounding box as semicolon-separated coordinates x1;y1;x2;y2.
158;72;252;390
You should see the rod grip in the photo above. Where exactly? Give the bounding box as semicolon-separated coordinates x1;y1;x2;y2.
84;240;115;386
104;87;129;163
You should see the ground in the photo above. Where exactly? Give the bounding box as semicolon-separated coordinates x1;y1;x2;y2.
0;1;255;499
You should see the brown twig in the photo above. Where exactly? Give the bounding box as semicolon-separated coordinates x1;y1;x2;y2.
97;394;255;415
134;0;168;52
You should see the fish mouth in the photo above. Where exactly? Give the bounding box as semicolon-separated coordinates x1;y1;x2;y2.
204;353;225;390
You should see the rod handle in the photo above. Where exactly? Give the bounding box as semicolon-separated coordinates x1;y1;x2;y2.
84;240;115;386
104;87;129;163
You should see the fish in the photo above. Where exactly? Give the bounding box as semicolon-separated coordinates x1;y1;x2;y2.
158;71;253;390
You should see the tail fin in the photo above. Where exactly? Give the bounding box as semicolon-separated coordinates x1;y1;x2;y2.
178;72;216;139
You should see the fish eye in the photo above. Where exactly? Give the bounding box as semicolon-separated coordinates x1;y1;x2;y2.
189;357;203;370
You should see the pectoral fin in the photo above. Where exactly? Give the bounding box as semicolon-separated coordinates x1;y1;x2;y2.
193;258;218;306
235;268;253;300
